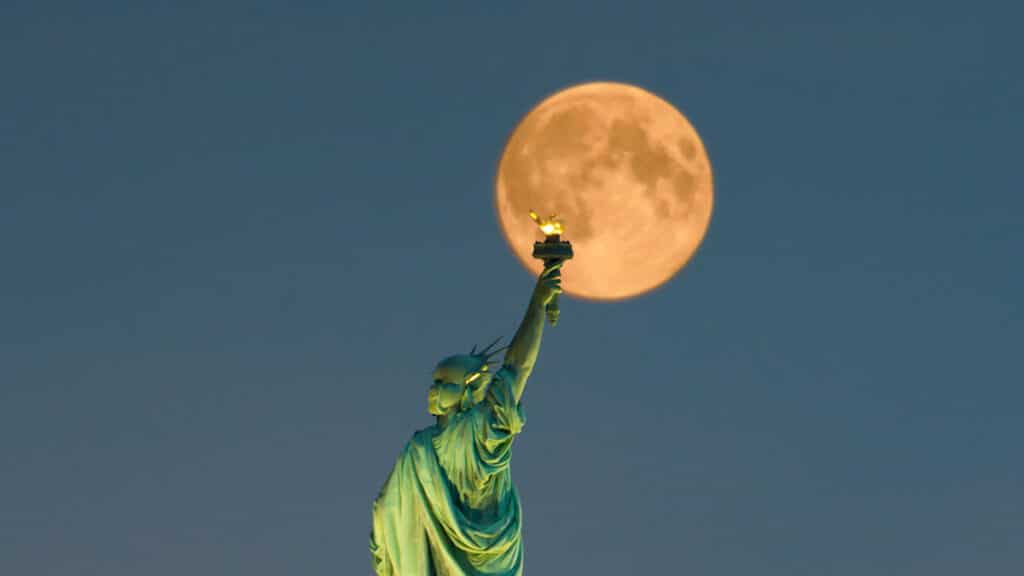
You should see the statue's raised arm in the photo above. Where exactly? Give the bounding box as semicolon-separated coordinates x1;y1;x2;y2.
502;260;564;403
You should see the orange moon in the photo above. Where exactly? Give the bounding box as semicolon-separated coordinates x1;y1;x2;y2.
495;82;713;301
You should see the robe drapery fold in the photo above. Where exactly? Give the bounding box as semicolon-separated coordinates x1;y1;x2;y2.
371;367;525;575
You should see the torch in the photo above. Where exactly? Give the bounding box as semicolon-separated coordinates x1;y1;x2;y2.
529;210;573;327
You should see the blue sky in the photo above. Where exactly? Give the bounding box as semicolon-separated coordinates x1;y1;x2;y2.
2;2;1021;574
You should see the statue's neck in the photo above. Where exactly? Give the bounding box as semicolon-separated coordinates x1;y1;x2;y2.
436;414;450;429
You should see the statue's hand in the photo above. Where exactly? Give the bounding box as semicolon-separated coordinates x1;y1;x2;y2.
532;260;564;307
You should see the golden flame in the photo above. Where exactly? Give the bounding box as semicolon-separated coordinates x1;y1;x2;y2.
529;209;565;236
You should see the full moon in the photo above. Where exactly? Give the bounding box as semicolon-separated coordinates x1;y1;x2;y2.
495;82;713;301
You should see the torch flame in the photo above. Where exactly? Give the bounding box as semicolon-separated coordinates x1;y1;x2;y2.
529;209;565;236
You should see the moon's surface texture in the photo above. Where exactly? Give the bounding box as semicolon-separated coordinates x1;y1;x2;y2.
495;82;713;301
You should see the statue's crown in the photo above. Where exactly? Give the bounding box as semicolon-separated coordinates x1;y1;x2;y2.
433;337;507;388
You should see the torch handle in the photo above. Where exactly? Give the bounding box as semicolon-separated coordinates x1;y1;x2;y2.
545;261;561;327
532;238;572;327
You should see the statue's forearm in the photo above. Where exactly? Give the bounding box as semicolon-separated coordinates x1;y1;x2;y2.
503;295;545;403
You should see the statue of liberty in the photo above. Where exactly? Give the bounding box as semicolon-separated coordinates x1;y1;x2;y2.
370;258;564;576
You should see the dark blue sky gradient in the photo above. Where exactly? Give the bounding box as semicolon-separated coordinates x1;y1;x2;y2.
2;2;1021;574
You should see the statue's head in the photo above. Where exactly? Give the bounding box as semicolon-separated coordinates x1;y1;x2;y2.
428;338;506;416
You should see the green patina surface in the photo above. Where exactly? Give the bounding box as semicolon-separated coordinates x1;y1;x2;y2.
371;261;564;575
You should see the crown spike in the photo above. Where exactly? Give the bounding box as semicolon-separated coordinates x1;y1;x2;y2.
479;336;503;357
484;345;510;360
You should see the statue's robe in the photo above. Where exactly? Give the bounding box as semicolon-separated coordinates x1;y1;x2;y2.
371;367;526;575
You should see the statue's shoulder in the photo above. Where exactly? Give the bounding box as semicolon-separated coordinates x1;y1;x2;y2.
407;424;440;450
494;364;519;383
411;426;436;444
386;427;442;473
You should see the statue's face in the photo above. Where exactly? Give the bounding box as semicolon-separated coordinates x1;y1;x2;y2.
428;354;493;416
428;380;464;416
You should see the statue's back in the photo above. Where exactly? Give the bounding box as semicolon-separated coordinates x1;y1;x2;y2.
370;367;525;575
